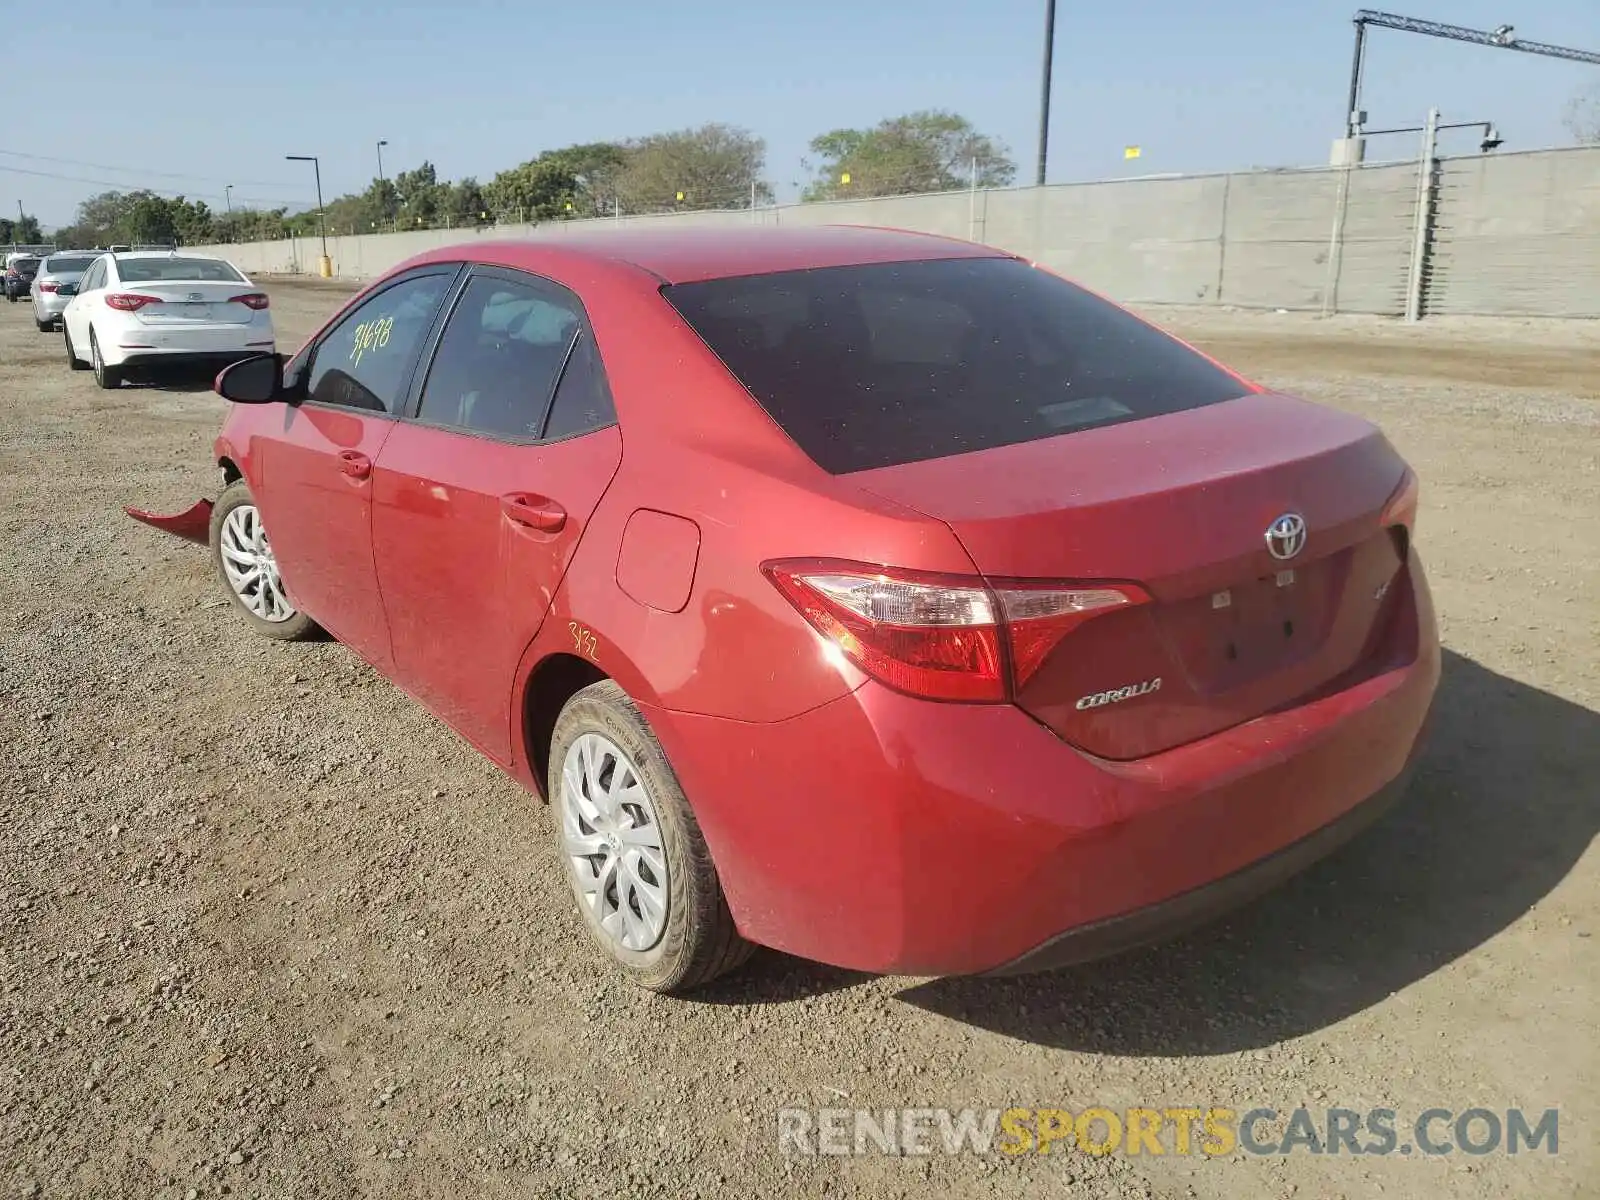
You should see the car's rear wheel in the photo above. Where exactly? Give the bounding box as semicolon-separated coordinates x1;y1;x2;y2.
35;315;53;333
89;330;122;390
209;480;320;641
63;325;88;370
549;680;753;993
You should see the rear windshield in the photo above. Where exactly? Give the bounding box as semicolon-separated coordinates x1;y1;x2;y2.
11;257;38;271
116;257;245;283
663;257;1248;474
44;256;95;273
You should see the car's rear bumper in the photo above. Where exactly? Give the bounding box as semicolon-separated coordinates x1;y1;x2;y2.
984;760;1416;975
644;555;1440;977
114;348;274;372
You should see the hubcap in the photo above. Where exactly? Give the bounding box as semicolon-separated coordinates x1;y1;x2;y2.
559;732;668;952
218;504;295;622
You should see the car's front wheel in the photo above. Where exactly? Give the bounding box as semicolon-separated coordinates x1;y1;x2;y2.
209;480;320;641
89;329;123;390
548;680;753;993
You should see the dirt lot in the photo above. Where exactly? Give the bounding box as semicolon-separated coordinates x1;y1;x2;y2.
2;279;1596;1200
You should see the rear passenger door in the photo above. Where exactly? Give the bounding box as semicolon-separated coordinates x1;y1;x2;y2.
370;266;623;763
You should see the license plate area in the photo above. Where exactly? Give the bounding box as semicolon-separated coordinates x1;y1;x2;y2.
1159;551;1347;694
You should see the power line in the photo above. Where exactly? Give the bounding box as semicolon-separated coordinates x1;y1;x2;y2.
0;147;287;189
0;162;302;210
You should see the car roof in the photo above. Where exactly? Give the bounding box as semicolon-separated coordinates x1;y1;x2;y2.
112;250;218;261
418;225;1013;286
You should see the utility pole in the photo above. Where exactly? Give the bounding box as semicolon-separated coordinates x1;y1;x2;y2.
377;139;388;185
1035;0;1057;186
225;185;233;216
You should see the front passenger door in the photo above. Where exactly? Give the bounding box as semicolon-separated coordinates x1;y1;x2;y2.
247;268;459;670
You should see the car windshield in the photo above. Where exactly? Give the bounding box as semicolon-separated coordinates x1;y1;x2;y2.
663;256;1250;474
116;257;245;283
44;256;95;274
12;257;39;271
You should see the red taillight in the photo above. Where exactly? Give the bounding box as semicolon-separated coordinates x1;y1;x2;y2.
4;269;16;278
231;293;270;310
763;558;1146;703
105;293;162;312
37;281;58;293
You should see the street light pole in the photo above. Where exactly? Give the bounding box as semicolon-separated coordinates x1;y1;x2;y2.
225;185;233;216
377;139;388;185
1035;0;1057;186
286;155;329;275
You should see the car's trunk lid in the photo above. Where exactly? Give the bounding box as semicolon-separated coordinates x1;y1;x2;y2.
123;281;261;325
848;392;1412;760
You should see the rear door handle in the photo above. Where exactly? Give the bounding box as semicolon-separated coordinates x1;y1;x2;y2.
500;493;567;533
337;450;372;480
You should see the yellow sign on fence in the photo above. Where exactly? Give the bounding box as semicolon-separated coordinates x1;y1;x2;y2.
1124;145;1142;160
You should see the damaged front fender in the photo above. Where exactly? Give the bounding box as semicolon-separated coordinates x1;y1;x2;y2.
124;498;214;545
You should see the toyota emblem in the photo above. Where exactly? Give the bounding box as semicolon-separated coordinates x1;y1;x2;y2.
1265;513;1307;561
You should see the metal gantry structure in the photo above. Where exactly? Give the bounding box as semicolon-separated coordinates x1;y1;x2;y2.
1345;10;1600;138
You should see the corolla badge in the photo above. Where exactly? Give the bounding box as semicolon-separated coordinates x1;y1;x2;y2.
1265;512;1307;561
1075;678;1162;710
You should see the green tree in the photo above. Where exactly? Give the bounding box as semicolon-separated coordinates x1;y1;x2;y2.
444;177;490;225
485;142;629;222
123;192;179;243
12;214;42;243
394;162;445;228
802;110;1015;200
614;124;771;213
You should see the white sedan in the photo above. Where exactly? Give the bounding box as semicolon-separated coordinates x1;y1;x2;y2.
60;251;276;389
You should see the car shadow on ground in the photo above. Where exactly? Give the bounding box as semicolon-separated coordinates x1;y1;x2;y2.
122;365;220;393
891;648;1598;1054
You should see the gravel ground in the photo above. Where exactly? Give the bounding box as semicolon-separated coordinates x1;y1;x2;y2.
2;281;1596;1200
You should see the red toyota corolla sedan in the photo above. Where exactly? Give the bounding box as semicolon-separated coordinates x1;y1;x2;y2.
127;226;1439;993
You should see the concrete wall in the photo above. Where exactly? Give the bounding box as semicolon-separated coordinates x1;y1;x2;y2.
1427;145;1600;318
195;145;1600;319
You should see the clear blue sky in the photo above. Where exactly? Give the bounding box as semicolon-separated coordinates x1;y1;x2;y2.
9;0;1598;227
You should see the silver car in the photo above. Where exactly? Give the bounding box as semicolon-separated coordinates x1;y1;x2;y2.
31;252;102;331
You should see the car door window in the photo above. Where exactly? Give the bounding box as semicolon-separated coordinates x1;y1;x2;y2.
306;273;454;414
80;261;103;292
414;274;588;440
541;329;617;441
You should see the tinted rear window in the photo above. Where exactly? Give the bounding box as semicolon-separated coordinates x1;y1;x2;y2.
663;257;1248;474
116;257;245;283
12;257;38;271
45;256;95;273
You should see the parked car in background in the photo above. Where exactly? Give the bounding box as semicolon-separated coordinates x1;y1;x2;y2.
59;251;275;389
4;253;41;302
30;252;100;330
123;227;1439;994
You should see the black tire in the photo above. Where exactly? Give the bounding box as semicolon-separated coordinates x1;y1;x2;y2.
208;480;321;642
64;325;89;370
548;679;753;994
90;329;122;389
35;316;52;333
5;293;15;304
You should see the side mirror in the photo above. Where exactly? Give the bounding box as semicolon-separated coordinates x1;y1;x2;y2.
57;282;78;297
215;353;286;404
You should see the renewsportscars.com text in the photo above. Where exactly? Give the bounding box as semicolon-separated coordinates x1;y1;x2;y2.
777;1105;1560;1158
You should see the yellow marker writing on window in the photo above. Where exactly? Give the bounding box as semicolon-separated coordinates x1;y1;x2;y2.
349;315;394;367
